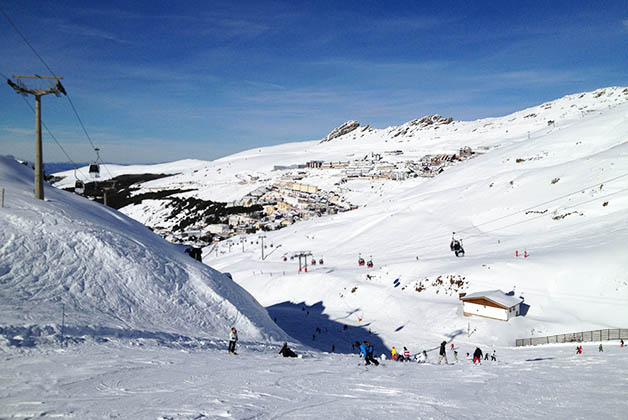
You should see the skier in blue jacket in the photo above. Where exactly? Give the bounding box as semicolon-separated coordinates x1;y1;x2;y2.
359;341;368;359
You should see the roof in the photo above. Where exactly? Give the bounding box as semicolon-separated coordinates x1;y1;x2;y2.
461;290;523;308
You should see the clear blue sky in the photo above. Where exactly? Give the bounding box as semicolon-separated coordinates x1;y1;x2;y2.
1;0;626;164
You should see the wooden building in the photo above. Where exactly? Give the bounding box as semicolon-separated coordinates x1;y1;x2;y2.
460;290;523;321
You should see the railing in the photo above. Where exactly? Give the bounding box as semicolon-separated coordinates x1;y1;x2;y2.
516;328;628;347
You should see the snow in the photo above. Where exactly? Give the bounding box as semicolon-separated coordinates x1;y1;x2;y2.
1;339;627;419
3;87;628;418
462;290;523;308
0;156;288;343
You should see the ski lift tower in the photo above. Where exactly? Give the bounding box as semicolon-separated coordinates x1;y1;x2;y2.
291;251;313;272
7;75;66;200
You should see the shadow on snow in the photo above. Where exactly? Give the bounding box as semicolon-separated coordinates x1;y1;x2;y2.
267;301;389;355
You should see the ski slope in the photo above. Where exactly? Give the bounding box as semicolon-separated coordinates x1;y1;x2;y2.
0;156;288;343
1;339;626;419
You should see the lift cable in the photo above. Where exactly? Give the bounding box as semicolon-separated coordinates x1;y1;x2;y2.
1;5;114;180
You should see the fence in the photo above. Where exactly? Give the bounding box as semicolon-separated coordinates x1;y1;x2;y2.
516;328;628;347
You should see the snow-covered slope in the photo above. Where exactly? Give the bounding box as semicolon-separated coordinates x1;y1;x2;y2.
50;87;628;350
0;156;288;343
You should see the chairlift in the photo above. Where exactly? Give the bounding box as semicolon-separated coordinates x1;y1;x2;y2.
73;170;84;194
450;232;465;257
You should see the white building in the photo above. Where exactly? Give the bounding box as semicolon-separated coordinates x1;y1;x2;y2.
460;290;523;321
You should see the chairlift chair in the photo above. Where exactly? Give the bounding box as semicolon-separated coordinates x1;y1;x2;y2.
358;256;365;266
367;259;374;268
319;258;324;265
74;179;85;195
88;162;100;178
311;259;317;266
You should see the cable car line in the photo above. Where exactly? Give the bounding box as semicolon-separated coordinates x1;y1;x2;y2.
2;5;114;180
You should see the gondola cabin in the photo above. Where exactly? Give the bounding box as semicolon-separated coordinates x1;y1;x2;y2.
74;180;85;195
88;162;100;178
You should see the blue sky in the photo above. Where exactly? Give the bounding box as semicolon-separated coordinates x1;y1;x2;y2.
1;0;626;164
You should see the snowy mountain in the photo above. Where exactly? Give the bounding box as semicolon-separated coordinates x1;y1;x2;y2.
0;156;288;345
51;87;628;351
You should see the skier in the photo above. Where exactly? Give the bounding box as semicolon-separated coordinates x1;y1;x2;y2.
391;346;398;361
279;342;298;358
576;345;583;355
453;350;458;362
621;339;625;348
484;351;489;361
366;342;380;366
403;347;410;361
417;350;429;364
491;350;497;361
359;341;368;360
599;343;603;352
473;347;483;365
228;327;238;354
438;341;448;364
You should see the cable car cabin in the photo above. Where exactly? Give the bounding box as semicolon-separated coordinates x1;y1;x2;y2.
74;180;85;195
319;259;324;265
358;257;365;266
450;239;465;257
88;162;100;178
367;260;374;268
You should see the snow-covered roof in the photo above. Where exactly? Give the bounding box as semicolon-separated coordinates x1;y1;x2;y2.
462;290;523;308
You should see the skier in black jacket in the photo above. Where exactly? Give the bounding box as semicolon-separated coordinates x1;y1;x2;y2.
438;341;448;364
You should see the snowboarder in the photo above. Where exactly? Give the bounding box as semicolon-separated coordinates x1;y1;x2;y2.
417;350;429;364
599;343;603;352
391;346;398;361
279;342;298;358
438;341;448;364
473;347;483;365
228;327;238;354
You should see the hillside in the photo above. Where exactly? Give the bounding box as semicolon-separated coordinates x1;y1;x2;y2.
51;87;628;350
0;156;288;345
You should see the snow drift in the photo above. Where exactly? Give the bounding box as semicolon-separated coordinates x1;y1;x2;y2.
0;156;288;343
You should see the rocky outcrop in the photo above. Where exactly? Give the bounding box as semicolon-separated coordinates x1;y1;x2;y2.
392;115;454;137
320;120;360;143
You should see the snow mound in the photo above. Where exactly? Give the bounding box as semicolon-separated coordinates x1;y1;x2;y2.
0;156;288;344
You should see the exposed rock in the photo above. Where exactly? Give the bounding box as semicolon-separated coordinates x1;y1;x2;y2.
391;115;453;137
320;120;360;143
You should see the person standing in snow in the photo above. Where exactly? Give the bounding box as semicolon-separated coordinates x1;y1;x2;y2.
438;341;448;364
391;346;398;361
491;350;497;361
453;350;458;362
403;347;411;361
417;350;429;364
473;347;483;365
599;343;603;352
621;339;624;348
366;342;380;366
228;327;238;354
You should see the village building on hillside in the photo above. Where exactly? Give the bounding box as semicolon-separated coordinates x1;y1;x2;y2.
459;290;523;321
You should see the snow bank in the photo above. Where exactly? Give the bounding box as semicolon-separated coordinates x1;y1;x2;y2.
0;156;288;343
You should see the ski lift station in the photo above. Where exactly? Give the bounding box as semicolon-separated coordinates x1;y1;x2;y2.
459;290;523;321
